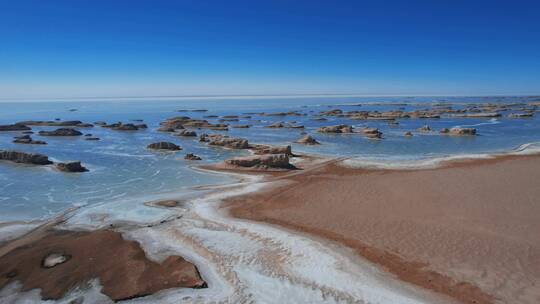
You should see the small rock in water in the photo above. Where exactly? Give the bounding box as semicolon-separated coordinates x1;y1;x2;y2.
42;252;71;268
155;200;182;207
417;125;431;132
147;142;182;151
176;129;197;137
184;153;202;160
56;161;89;172
296;135;320;145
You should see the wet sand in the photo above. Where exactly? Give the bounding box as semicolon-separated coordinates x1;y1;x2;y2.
226;155;540;304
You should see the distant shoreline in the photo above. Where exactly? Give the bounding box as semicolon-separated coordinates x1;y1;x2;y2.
1;93;539;103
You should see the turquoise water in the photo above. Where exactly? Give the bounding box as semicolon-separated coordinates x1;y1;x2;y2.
1;96;539;222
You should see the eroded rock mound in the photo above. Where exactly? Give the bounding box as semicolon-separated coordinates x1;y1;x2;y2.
200;134;249;149
252;145;293;155
296;135;320;145
113;123;139;131
161;116;228;131
317;125;353;133
16;120;93;128
147;142;182;151
225;154;294;169
441;127;477;136
360;127;383;139
176;129;197;137
38;128;83;136
0;150;52;165
0;124;31;131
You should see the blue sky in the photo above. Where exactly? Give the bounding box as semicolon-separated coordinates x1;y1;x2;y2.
1;0;539;98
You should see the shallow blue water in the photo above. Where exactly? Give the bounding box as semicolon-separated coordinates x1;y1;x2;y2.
1;96;539;222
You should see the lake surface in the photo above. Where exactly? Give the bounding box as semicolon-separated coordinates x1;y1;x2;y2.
1;95;539;223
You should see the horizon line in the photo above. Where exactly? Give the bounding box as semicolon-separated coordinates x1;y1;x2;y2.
1;93;539;103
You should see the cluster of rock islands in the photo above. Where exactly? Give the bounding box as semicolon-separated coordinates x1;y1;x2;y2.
0;101;538;171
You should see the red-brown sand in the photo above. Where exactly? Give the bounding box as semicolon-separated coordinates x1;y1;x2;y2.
225;155;540;304
0;229;206;301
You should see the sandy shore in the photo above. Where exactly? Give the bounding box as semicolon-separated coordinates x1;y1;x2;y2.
225;155;540;304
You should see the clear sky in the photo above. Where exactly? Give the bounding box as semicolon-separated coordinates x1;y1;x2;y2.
1;0;539;99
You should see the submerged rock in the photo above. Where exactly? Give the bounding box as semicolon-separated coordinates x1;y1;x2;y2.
38;128;83;136
296;135;320;145
12;135;47;145
225;154;294;169
147;142;182;151
0;150;52;165
56;161;89;173
319;109;343;116
508;112;534;118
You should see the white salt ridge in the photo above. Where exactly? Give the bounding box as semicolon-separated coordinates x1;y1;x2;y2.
20;171;447;304
455;118;501;128
0;222;40;244
343;141;540;170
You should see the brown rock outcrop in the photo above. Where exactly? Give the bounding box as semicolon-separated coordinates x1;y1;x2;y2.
0;124;31;131
0;150;52;165
38;128;83;136
12;135;47;145
225;154;294;169
296;135;320;145
446;127;477;136
56;161;89;172
147;142;182;151
317;125;353;133
175;129;197;137
184;153;202;160
201;134;249;149
252;145;293;155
